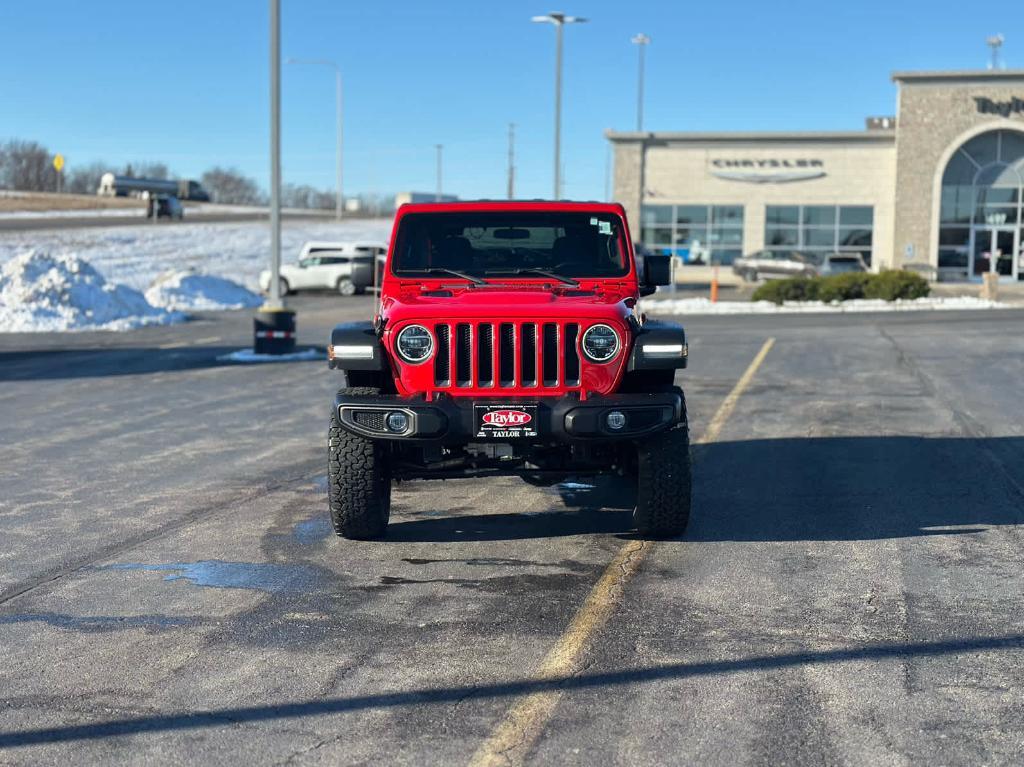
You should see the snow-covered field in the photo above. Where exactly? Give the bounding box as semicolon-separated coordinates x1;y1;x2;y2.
0;218;391;332
643;296;1010;315
0;218;391;292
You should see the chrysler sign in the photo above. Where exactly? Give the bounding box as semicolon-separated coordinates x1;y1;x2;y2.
709;158;826;184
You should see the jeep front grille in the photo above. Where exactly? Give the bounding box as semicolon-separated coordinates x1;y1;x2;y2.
430;321;581;390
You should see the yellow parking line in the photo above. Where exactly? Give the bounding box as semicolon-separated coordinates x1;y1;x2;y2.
467;337;776;767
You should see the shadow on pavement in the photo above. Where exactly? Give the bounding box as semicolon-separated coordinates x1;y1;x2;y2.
2;634;1021;748
0;346;322;380
689;436;1024;542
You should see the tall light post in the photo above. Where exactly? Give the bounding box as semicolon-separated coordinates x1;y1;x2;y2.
268;0;282;310
286;57;344;220
532;11;587;199
435;144;443;201
631;33;650;131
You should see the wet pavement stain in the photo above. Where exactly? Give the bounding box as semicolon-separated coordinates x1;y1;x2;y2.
293;516;332;545
98;560;322;593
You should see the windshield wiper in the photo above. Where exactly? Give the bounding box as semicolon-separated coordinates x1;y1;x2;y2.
405;268;488;286
486;268;580;287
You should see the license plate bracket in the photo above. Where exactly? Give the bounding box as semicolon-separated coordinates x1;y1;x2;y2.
473;404;539;439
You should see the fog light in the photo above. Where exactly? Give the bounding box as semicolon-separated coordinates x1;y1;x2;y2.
606;411;627;430
386;411;410;433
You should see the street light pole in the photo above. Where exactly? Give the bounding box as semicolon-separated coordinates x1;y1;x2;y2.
532;12;587;199
268;0;282;309
435;144;443;201
631;33;650;132
507;122;516;200
287;58;344;220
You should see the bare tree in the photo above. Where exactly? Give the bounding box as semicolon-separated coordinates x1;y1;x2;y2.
66;161;110;195
200;166;264;205
0;139;57;191
124;161;171;179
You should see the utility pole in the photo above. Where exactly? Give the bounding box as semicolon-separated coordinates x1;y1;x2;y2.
435;144;443;201
631;33;650;131
268;0;282;310
532;12;587;199
507;123;516;199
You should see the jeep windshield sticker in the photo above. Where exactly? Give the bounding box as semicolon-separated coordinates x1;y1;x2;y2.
598;221;612;235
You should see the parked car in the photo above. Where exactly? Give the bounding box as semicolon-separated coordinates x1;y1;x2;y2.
817;253;869;276
732;250;818;281
259;241;388;296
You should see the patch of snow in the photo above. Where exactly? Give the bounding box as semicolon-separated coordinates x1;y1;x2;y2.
0;219;392;292
0;250;185;332
218;348;324;363
145;270;263;312
642;296;1010;315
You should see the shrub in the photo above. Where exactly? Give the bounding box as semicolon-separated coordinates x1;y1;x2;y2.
816;272;871;302
751;277;818;303
751;270;931;305
863;270;930;301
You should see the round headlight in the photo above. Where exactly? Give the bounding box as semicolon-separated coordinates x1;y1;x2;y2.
396;325;434;364
582;324;620;363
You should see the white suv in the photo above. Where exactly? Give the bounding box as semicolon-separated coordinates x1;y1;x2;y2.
259;241;387;296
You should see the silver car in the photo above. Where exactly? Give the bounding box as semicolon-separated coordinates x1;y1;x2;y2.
732;250;818;281
817;253;868;276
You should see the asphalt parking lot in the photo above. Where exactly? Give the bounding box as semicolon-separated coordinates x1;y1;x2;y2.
2;295;1024;765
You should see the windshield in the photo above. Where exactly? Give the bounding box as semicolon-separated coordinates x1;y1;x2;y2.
391;212;630;279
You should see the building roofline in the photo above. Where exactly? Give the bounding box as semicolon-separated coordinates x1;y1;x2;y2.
605;130;895;144
892;69;1024;82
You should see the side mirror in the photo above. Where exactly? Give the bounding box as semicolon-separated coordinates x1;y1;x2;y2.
643;254;672;287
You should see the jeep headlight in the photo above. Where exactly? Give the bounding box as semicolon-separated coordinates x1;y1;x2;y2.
396;324;434;364
581;324;620;363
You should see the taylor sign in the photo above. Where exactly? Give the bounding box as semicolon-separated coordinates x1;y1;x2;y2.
709;158;826;184
974;97;1024;117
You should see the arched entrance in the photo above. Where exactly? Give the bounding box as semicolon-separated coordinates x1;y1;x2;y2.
938;129;1024;281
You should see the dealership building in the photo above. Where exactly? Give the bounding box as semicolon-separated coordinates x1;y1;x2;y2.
609;69;1024;281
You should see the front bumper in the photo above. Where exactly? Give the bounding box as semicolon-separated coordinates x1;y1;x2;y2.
335;390;683;443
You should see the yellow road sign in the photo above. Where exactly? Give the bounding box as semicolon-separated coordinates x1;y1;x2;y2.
53;154;64;173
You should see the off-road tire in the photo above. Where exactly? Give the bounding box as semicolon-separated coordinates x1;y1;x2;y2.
337;279;357;297
328;386;391;539
633;396;691;538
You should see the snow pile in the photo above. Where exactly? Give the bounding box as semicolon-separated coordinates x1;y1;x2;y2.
643;296;1010;316
0;250;185;332
145;269;263;312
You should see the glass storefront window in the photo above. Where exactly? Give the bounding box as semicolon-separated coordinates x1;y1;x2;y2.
766;206;799;225
675;206;707;225
802;206;836;226
839;206;873;226
765;205;874;264
642;206;672;225
939;227;970;246
639;204;744;265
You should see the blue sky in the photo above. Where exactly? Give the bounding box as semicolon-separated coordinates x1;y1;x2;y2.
1;0;1020;200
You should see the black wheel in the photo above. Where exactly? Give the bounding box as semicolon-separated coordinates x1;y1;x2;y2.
633;396;691;538
278;277;290;296
337;279;357;297
328;387;391;540
745;269;759;283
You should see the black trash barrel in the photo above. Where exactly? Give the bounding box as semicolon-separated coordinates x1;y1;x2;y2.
254;308;297;355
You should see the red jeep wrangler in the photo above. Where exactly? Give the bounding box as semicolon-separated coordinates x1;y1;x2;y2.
327;201;691;539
